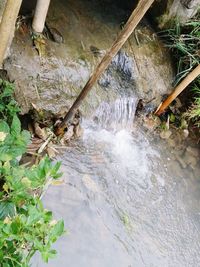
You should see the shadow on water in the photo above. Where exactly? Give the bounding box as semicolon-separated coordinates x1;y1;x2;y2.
33;97;200;267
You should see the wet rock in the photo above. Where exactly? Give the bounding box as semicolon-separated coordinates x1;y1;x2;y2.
111;51;135;81
167;138;176;148
193;167;200;179
143;115;161;132
73;124;83;138
90;45;104;57
181;129;189;139
48;27;64;44
186;146;199;157
71;118;79;126
176;155;187;169
151;0;199;28
62;125;74;143
135;99;144;116
183;153;197;169
160;130;172;139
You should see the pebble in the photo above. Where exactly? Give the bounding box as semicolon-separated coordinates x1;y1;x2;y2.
181;129;189;139
143;115;161;131
160;129;172;139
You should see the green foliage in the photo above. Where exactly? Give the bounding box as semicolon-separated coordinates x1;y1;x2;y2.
158;14;200;127
158;16;200;85
0;79;20;124
184;85;200;126
0;80;64;266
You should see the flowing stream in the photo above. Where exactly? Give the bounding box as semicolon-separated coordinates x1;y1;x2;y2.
34;97;200;267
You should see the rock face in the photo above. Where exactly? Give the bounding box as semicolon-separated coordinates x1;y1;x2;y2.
151;0;200;28
4;0;174;117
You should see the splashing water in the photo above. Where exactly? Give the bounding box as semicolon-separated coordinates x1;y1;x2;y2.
34;96;200;267
92;97;137;130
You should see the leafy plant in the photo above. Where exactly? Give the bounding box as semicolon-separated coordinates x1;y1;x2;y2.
0;80;64;266
184;83;200;126
158;14;200;128
158;15;200;85
0;79;20;124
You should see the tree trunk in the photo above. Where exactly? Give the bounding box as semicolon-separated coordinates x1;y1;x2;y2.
32;0;51;33
0;0;23;68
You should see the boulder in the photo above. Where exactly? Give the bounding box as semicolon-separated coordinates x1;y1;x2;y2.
150;0;200;28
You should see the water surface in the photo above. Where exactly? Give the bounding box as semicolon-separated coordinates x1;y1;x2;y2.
34;98;200;267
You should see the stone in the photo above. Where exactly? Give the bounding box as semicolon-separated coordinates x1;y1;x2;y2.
181;129;189;139
176;155;187;169
160;129;172;139
73;124;83;138
183;153;197;169
62;125;74;143
143;115;161;132
186;146;199;157
151;0;200;28
167;138;176;148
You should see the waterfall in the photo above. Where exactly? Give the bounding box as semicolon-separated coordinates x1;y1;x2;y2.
92;97;137;130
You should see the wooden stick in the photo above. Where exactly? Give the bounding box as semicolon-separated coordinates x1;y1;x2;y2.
32;0;51;33
55;0;155;135
0;0;23;67
155;64;200;116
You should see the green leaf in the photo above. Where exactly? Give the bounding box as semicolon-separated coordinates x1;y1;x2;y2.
0;121;9;134
0;202;15;220
10;220;21;235
27;206;41;225
50;220;64;242
50;162;62;179
21;130;31;145
169;113;176;123
41;249;57;263
11;115;21;136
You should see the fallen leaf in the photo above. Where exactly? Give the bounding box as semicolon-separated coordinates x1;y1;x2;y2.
34;122;47;140
51;180;64;186
34;36;46;57
47;146;56;158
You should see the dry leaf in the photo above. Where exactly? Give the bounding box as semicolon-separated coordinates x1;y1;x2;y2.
34;122;47;140
47;146;56;159
34;36;46;57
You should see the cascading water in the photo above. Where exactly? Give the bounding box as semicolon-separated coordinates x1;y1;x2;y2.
34;97;200;267
92;97;137;130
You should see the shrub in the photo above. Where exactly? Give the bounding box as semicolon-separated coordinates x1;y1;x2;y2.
0;79;64;266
